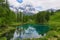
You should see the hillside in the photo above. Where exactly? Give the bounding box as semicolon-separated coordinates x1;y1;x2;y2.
47;11;60;40
49;11;60;29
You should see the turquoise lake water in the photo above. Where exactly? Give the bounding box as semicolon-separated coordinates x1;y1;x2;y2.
18;24;50;34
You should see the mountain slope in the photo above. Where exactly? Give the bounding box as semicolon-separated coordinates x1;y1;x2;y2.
49;11;60;32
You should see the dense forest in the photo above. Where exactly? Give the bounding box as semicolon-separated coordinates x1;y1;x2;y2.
0;0;60;40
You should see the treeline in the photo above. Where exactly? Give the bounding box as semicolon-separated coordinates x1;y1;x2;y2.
0;1;16;28
0;0;60;28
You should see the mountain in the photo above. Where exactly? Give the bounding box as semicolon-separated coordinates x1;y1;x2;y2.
22;4;36;15
47;8;57;12
9;4;37;15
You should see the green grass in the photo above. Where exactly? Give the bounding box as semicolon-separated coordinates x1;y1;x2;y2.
49;12;60;28
0;26;15;36
48;11;60;38
0;37;7;40
49;12;60;22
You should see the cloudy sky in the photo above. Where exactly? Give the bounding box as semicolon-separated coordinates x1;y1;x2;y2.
7;0;60;13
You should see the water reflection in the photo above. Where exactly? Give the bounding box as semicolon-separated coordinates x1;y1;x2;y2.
11;24;49;40
12;26;46;40
23;26;40;38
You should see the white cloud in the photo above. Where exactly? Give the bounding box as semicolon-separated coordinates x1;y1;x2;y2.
8;0;60;13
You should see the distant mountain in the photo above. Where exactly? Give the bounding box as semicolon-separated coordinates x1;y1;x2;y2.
9;4;58;16
9;4;36;15
10;3;58;16
47;8;57;12
23;10;34;16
